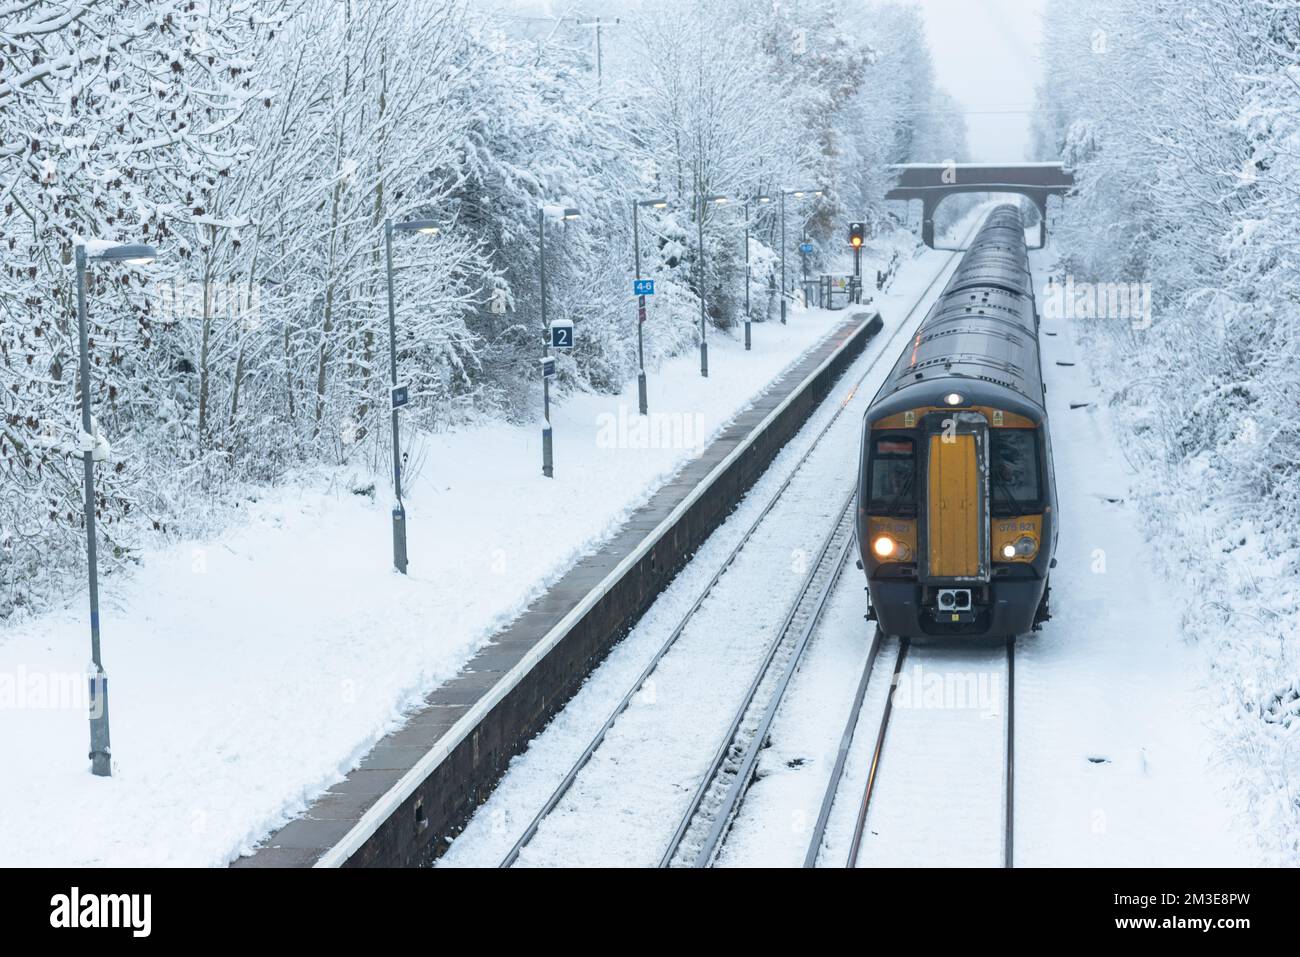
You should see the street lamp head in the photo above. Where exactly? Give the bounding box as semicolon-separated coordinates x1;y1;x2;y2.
638;197;669;209
540;203;579;221
792;191;805;199
92;243;157;265
755;194;773;204
395;218;441;235
709;195;729;205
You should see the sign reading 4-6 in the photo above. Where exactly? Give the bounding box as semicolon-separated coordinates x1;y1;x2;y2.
549;318;575;350
633;279;655;296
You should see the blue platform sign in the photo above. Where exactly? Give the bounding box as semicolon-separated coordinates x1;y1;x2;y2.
799;242;814;254
633;279;655;296
391;385;409;409
550;318;574;350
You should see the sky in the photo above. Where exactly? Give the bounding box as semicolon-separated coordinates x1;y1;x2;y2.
908;0;1048;161
493;0;1049;163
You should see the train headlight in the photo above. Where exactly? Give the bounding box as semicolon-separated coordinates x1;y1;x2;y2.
1001;543;1017;560
873;535;896;558
944;392;965;406
1014;536;1038;558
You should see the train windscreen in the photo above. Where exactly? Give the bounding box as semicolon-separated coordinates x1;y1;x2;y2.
990;429;1041;513
866;436;916;513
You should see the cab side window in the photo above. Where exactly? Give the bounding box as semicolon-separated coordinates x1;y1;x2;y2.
989;429;1042;511
868;436;915;512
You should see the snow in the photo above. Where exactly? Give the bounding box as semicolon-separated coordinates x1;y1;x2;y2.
0;297;878;867
724;237;1255;867
438;221;1259;869
438;219;973;867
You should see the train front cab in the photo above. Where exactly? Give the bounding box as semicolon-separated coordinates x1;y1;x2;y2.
858;398;1055;638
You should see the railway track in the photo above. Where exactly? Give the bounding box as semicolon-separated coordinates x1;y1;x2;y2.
496;221;985;870
804;633;1017;868
660;495;855;867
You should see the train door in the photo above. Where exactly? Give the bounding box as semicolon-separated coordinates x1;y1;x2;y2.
922;412;990;583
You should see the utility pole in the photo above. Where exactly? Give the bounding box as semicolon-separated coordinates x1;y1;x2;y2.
632;197;668;414
779;191;787;324
539;207;552;477
697;172;708;378
744;201;751;350
537;204;581;477
73;240;159;777
744;195;773;348
382;216;439;573
577;17;620;89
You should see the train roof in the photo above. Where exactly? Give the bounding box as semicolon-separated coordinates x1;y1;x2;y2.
868;205;1046;423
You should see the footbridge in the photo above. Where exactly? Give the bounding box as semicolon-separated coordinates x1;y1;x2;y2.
886;163;1074;248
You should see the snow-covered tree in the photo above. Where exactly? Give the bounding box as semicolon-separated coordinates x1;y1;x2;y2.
0;0;966;620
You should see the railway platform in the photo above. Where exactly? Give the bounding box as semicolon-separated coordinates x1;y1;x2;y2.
235;309;883;868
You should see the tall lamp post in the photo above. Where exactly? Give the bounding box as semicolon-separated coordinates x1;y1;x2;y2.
383;217;439;575
632;197;668;415
539;204;580;477
695;187;728;378
74;240;157;777
779;187;824;324
744;195;772;349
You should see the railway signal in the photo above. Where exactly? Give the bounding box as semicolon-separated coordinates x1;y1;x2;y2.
849;222;866;304
849;221;865;292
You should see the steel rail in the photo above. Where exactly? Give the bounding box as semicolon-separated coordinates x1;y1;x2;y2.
802;625;885;867
846;638;909;868
1004;636;1015;868
498;216;985;869
662;499;855;867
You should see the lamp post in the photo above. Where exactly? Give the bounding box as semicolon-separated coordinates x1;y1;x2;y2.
779;187;824;324
383;217;439;575
746;195;772;349
695;185;728;378
801;222;810;300
539;204;580;477
74;240;157;778
632;197;668;415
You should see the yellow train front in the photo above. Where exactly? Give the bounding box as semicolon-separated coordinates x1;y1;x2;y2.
857;205;1057;638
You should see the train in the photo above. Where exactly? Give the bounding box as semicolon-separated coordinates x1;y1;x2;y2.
856;204;1057;638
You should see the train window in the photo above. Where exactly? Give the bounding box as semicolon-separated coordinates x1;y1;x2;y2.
868;436;915;512
990;429;1041;512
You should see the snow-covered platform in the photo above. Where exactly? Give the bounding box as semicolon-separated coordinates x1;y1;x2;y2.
234;310;883;867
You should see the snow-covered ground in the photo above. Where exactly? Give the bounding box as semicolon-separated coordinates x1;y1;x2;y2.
1011;240;1250;864
7;210;1260;869
441;222;1260;868
439;219;975;866
0;263;912;867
